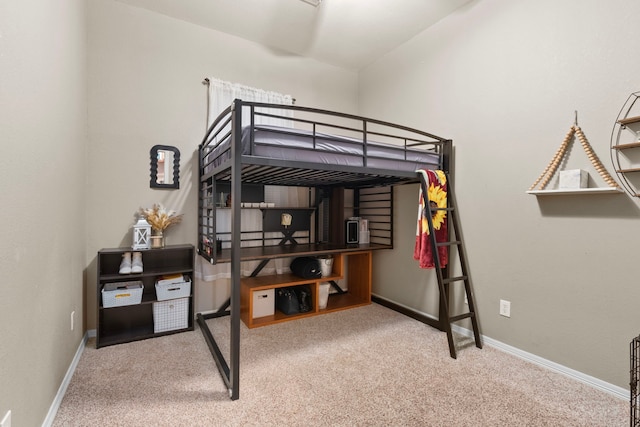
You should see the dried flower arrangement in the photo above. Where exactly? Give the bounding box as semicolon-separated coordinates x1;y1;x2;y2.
138;203;183;232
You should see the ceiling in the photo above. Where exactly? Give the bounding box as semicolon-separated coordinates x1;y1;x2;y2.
115;0;472;70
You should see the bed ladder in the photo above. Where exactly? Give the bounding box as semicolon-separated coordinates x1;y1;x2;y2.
418;170;482;359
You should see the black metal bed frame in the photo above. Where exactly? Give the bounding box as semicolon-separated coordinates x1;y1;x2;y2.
197;99;452;400
632;335;640;426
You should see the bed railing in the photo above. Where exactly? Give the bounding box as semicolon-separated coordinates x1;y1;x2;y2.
199;99;451;181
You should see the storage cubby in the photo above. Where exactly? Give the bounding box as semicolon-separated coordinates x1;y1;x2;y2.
96;244;195;348
240;250;371;328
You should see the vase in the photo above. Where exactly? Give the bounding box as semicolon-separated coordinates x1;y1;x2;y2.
151;231;164;249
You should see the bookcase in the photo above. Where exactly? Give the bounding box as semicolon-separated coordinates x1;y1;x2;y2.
240;250;372;328
96;244;194;348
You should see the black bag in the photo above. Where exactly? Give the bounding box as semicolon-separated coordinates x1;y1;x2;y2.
276;287;299;315
290;257;321;279
294;285;312;313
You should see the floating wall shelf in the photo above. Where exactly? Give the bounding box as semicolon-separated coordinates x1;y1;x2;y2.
526;187;624;196
528;114;622;196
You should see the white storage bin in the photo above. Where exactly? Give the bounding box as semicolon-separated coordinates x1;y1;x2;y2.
153;297;189;333
155;277;191;301
102;281;143;308
252;289;275;319
319;282;330;309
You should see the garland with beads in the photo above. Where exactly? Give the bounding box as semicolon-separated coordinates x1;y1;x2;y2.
529;122;619;191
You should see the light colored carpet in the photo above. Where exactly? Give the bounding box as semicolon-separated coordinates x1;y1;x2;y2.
53;304;627;426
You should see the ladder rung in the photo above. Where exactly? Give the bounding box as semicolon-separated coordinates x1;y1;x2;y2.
442;275;467;284
436;240;461;247
429;207;455;212
449;312;474;322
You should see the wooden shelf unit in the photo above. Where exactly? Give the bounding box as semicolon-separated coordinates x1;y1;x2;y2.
617;115;640;126
240;250;371;328
611;94;640;197
96;244;195;348
615;115;640;151
611;141;640;150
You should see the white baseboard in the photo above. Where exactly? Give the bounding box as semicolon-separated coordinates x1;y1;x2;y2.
450;323;628;400
41;331;91;427
373;295;628;401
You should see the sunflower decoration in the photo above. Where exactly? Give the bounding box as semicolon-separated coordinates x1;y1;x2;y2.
421;170;447;232
138;203;183;232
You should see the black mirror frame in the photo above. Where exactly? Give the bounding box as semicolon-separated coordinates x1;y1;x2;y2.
150;145;180;189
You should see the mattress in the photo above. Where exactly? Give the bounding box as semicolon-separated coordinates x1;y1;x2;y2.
202;124;440;175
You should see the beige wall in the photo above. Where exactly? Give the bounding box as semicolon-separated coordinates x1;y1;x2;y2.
86;0;358;329
0;0;356;423
0;0;87;425
4;1;636;423
362;0;640;390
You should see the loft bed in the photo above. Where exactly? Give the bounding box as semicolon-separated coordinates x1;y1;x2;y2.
197;99;452;400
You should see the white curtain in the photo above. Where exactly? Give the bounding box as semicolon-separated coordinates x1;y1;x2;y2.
206;77;294;128
196;79;306;304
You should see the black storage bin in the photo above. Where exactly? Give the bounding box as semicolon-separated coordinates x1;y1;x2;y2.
290;257;321;279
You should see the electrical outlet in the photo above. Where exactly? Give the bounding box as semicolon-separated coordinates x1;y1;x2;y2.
1;410;11;427
499;299;511;318
71;311;75;331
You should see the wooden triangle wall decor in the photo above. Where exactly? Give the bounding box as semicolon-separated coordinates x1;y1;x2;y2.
528;122;620;191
